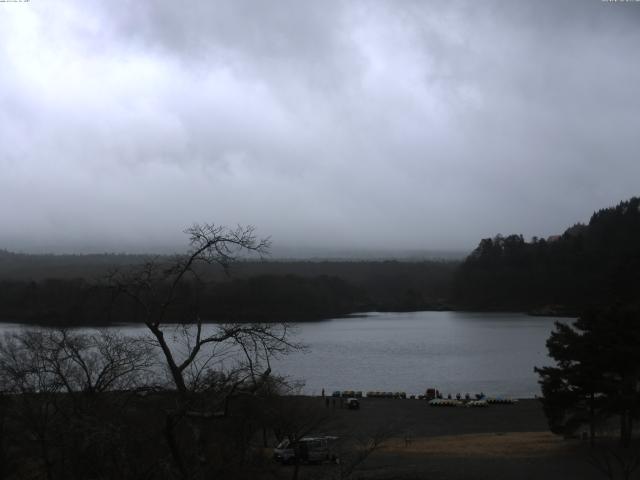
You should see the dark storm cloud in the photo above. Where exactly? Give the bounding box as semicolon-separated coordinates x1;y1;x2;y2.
1;1;639;253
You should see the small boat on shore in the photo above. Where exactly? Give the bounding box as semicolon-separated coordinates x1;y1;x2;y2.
486;397;518;404
466;400;489;407
429;399;463;407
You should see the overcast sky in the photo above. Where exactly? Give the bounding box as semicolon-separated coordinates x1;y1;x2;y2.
1;1;639;254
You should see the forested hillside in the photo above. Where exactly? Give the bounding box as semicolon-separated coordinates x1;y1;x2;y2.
453;197;640;314
0;255;456;325
3;196;639;325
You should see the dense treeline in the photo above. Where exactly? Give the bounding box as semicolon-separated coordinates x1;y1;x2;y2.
0;276;356;325
0;260;457;325
0;250;149;280
5;196;639;325
453;197;640;314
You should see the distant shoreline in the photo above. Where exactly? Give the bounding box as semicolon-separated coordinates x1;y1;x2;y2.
0;307;576;328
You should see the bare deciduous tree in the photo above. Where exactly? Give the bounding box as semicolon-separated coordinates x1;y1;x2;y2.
106;224;302;479
0;329;155;396
0;328;157;480
107;224;298;397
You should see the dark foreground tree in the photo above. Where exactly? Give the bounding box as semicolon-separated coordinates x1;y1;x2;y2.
0;225;310;479
107;224;297;394
536;305;640;447
107;223;301;479
0;328;157;480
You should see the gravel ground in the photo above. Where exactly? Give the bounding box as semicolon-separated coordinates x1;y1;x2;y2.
323;397;549;437
271;397;613;480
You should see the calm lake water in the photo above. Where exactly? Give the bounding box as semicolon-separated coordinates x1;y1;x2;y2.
0;311;570;398
270;311;570;398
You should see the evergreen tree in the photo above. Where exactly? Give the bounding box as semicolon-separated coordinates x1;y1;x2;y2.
536;306;640;446
454;196;640;312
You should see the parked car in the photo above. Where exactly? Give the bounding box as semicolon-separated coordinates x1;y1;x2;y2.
273;436;339;464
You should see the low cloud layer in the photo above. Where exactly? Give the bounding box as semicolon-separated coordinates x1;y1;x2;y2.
1;1;639;254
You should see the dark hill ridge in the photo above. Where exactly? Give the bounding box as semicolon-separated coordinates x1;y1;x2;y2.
0;255;457;325
2;196;639;325
453;196;640;314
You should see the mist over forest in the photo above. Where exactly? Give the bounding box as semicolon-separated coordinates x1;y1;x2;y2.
0;196;637;326
2;1;640;255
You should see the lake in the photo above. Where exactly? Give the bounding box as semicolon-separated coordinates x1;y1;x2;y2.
0;311;570;398
270;311;570;398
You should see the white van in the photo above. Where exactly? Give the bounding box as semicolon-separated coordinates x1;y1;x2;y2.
273;436;339;464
